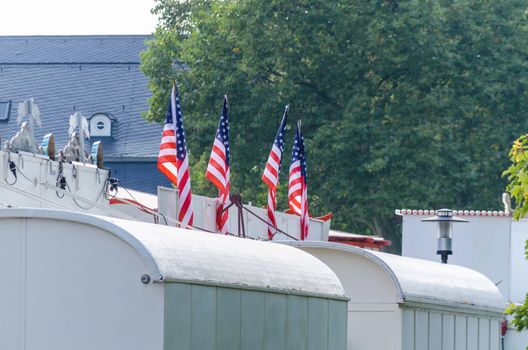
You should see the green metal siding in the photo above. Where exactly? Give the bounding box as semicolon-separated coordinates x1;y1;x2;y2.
191;285;216;350
401;308;501;350
263;293;287;350
286;295;308;350
328;300;347;350
216;289;241;350
164;283;191;350
308;298;329;350
164;283;347;350
240;291;265;349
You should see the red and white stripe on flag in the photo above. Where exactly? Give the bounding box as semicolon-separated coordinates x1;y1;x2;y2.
157;82;194;228
206;96;230;234
288;121;309;240
176;155;194;227
262;106;288;240
288;159;303;215
262;143;282;188
158;125;178;186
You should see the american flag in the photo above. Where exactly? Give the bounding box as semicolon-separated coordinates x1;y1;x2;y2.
157;82;194;228
262;105;288;240
288;121;309;240
206;96;230;234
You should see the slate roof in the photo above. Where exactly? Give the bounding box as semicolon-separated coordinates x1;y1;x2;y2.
0;35;163;159
107;161;170;194
0;35;148;63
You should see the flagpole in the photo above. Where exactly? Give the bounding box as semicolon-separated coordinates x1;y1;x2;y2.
297;119;302;136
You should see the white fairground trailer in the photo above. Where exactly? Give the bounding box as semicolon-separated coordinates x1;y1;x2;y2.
0;150;511;350
0;208;348;350
283;241;505;350
0;149;331;241
399;209;527;349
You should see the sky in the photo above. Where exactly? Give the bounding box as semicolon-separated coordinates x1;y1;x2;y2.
0;0;158;35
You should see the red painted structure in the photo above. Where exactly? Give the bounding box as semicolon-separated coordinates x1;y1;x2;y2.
328;231;392;251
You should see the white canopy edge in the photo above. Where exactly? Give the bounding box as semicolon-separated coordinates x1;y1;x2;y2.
281;241;505;313
0;208;347;299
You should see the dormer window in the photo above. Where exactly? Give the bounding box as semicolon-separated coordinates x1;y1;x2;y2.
0;100;11;121
89;113;112;137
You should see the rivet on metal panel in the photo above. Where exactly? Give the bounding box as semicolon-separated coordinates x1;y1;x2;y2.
141;274;151;284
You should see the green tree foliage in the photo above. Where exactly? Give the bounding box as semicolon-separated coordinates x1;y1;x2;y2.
504;136;528;337
141;0;528;251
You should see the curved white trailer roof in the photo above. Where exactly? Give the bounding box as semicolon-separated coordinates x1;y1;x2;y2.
0;208;346;299
283;241;504;312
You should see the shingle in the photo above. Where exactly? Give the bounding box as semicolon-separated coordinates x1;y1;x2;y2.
0;37;162;158
0;35;151;64
0;35;169;194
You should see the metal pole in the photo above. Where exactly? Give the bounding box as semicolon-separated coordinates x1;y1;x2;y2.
297;119;301;136
28;99;35;151
77;112;85;163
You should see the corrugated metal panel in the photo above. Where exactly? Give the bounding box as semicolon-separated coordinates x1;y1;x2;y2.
442;314;455;350
415;311;429;349
479;318;490;350
429;312;442;350
402;310;500;350
164;284;348;350
240;291;265;349
328;300;347;350
263;294;287;350
216;289;241;350
164;284;191;350
402;309;415;350
490;320;500;349
191;285;216;350
467;317;478;350
286;295;308;350
308;298;329;350
454;315;467;349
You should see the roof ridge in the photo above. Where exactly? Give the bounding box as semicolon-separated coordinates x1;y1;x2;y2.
0;62;141;65
395;209;510;217
0;35;152;39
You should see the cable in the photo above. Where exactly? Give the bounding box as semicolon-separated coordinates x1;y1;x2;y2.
66;182;94;210
12;161;35;183
117;179;138;202
105;177;119;200
53;162;110;210
0;181;73;211
158;212;168;225
55;162;66;198
38;182;138;221
64;179;108;211
241;204;298;241
5;160;17;185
